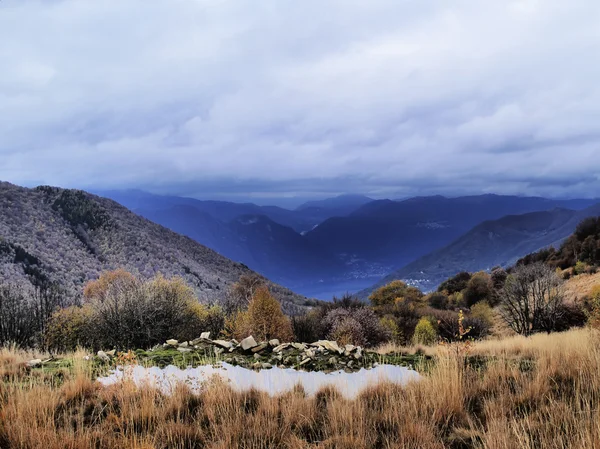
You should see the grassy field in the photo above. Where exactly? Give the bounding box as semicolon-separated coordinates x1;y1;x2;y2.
1;328;599;448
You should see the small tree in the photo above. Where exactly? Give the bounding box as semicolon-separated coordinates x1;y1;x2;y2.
233;286;294;342
412;317;437;345
498;263;565;336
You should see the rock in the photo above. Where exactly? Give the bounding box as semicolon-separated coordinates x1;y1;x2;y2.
292;342;307;350
97;351;111;362
212;340;234;349
273;343;290;353
344;344;356;355
299;358;311;366
313;340;344;354
200;332;211;340
251;343;269;353
305;348;316;358
166;339;178;346
261;363;272;369
106;350;116;357
214;347;225;355
354;347;363;359
254;353;262;360
177;347;192;353
240;336;258;350
179;341;189;348
27;359;42;368
268;339;280;347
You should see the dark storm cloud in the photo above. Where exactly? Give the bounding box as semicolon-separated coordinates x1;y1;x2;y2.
1;0;600;200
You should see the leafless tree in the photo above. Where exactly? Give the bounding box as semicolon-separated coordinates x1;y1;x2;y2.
499;263;565;336
223;274;266;315
0;280;67;346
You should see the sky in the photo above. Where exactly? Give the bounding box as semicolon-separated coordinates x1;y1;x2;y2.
1;0;600;205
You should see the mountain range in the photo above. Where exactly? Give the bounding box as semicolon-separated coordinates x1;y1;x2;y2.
3;181;598;302
359;203;600;297
99;189;599;298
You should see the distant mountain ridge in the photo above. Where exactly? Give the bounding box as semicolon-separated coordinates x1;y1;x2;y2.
304;194;599;271
100;190;366;234
359;202;600;297
0;182;309;312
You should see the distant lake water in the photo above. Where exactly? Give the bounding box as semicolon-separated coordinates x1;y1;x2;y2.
292;278;381;301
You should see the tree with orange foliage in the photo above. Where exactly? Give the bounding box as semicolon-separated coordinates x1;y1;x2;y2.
83;268;138;302
230;285;294;342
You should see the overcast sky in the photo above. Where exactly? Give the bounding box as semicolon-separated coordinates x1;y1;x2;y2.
1;0;600;205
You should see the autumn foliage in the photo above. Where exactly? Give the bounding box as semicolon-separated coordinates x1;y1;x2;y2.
229;285;294;342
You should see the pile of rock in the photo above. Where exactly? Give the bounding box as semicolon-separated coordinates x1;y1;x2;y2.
138;333;376;372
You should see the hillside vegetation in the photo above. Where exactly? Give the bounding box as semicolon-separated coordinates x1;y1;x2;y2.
0;182;308;310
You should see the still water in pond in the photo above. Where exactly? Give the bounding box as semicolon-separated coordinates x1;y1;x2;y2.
97;363;420;398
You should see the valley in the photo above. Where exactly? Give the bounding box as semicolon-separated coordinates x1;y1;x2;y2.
101;188;600;299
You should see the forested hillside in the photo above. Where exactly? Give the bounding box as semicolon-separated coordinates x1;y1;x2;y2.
0;182;309;311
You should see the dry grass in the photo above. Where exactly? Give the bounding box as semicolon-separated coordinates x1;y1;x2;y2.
564;271;600;302
2;329;600;448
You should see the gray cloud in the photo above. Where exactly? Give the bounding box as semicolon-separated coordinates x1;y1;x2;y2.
1;0;600;203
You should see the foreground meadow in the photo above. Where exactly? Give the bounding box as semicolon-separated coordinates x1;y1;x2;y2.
1;328;599;449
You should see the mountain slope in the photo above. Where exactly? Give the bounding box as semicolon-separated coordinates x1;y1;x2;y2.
140;206;345;285
305;194;599;271
359;203;600;296
0;182;309;312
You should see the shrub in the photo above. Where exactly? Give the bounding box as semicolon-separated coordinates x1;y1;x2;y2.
427;292;450;310
412;317;437;345
574;261;587;276
292;311;322;343
448;291;466;308
323;307;391;347
178;302;225;341
329;316;366;347
83;268;138;302
469;301;495;328
490;268;508;291
463;272;493;307
82;270;216;349
499;263;566;336
430;309;489;341
380;315;403;344
438;272;472;295
369;281;423;307
45;305;95;352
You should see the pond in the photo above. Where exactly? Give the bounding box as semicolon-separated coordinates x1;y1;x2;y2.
97;362;420;398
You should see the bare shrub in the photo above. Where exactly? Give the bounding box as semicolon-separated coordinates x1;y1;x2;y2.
499;263;566;336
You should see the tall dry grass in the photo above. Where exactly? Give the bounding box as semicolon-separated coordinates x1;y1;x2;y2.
1;328;600;448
